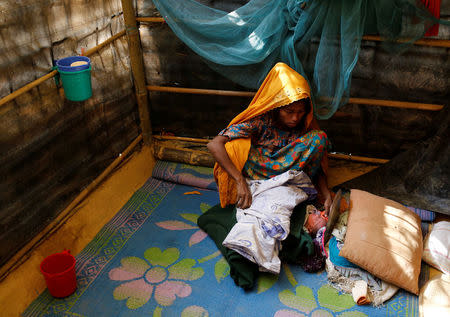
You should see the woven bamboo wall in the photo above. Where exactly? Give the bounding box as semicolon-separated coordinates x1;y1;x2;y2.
139;0;449;159
0;0;140;267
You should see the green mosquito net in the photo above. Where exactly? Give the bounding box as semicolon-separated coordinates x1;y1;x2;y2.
151;0;444;119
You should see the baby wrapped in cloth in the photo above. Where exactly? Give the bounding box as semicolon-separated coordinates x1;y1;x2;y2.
223;169;315;274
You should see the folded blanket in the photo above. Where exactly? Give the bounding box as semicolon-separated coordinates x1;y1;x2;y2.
325;258;399;306
329;236;358;268
152;160;218;190
407;206;435;222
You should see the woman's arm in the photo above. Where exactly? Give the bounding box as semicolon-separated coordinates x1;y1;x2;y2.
207;135;252;209
316;170;332;216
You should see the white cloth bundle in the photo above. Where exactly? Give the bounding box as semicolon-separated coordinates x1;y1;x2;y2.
223;170;313;274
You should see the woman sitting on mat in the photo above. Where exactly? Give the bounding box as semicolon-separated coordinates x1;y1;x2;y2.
208;62;332;215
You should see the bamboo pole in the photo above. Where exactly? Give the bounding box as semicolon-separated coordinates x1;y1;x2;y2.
154;134;389;164
147;85;444;111
0;70;58;108
0;31;127;109
83;30;126;56
137;16;450;48
153;134;210;143
121;0;152;145
136;17;165;23
362;35;450;48
147;85;255;97
328;153;389;164
349;98;443;111
0;134;143;281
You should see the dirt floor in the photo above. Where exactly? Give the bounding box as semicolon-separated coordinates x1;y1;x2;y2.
0;145;436;316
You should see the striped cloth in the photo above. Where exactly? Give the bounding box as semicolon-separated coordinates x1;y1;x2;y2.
407;206;435;222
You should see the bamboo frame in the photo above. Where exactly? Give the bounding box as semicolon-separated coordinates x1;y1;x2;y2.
136;17;165;23
154;135;389;164
328;153;389;164
0;134;143;281
84;30;126;56
147;85;255;97
0;31;127;109
348;98;443;111
153;134;210;143
362;35;450;48
0;70;59;108
121;0;153;145
137;16;450;48
0;8;441;279
147;85;444;111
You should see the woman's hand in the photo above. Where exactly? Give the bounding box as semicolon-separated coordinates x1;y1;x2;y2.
235;177;252;209
208;135;253;208
316;170;332;216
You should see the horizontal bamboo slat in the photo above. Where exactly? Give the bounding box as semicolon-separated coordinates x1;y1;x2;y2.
138;16;450;48
0;70;59;107
84;30;126;56
328;153;389;164
154;135;210;143
137;17;165;23
147;85;255;97
0;30;127;108
362;35;450;48
147;85;444;111
349;98;443;111
154;135;389;165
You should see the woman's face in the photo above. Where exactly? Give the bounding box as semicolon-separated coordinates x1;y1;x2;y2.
278;99;308;129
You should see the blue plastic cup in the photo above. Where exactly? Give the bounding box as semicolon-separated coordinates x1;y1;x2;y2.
56;56;90;72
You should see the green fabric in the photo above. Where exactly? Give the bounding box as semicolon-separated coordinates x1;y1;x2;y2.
197;204;258;290
279;203;314;263
197;203;314;289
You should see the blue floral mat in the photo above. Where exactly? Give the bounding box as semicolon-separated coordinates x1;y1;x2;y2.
23;162;428;317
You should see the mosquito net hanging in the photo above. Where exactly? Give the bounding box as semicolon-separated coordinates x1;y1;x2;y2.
151;0;445;119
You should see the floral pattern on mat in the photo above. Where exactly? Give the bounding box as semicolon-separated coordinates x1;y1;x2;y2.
156;202;211;247
156;202;231;283
275;285;367;317
109;247;204;309
23;177;423;317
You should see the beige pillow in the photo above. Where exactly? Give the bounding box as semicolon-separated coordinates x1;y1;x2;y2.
422;221;450;274
419;273;450;317
340;189;423;295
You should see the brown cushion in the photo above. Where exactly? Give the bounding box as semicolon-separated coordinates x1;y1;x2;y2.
340;189;423;294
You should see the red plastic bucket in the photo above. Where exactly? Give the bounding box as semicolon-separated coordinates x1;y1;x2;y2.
40;250;77;298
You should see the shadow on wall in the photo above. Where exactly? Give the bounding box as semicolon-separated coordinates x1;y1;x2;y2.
341;106;449;215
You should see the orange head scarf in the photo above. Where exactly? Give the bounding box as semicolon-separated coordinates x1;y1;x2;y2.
213;62;327;207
